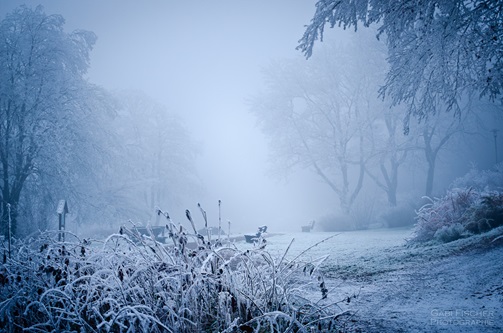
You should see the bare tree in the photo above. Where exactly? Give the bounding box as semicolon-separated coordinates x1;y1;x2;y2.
251;36;386;213
416;106;475;197
109;90;201;223
365;107;416;206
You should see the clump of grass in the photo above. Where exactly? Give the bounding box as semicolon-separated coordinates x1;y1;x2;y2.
0;206;349;332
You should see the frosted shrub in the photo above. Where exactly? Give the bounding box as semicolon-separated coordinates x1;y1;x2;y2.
317;213;353;231
412;164;503;243
465;191;503;234
381;203;416;228
350;196;376;230
412;188;477;242
433;223;466;243
451;163;503;191
0;209;346;332
412;188;503;243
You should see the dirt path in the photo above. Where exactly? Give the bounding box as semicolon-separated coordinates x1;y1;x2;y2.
328;234;503;332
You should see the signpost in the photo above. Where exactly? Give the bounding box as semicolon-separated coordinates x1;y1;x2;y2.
57;200;69;242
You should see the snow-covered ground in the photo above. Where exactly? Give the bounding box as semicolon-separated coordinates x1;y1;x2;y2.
4;225;501;331
234;227;503;332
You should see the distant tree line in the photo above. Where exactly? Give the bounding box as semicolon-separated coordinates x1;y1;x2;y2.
0;6;199;238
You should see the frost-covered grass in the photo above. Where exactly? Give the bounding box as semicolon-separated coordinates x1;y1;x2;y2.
2;219;501;332
250;226;502;281
242;229;408;266
0;214;348;332
234;228;411;283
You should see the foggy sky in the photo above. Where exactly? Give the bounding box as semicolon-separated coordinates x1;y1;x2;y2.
0;0;340;232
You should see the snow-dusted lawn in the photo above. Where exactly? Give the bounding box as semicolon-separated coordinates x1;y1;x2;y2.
234;227;503;332
237;228;410;266
2;226;501;332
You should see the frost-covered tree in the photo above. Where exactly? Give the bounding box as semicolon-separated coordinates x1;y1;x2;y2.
299;0;503;125
251;33;388;213
109;91;201;223
0;6;100;237
416;99;479;196
253;31;416;210
17;86;117;235
365;106;416;206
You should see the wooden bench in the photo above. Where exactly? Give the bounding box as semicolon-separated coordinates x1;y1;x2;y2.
133;226;167;243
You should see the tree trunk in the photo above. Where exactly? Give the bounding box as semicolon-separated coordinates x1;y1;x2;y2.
388;161;399;207
1;182;10;238
423;127;437;198
340;162;350;214
425;159;435;197
348;158;365;211
387;188;397;207
1;203;7;238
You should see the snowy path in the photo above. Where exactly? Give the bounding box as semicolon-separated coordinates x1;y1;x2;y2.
342;245;503;332
240;228;503;332
324;232;503;332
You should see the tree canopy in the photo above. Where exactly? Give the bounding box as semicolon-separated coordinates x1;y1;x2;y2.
298;0;503;126
0;5;97;236
251;33;407;213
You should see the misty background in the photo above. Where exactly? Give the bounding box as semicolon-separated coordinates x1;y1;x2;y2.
1;0;502;236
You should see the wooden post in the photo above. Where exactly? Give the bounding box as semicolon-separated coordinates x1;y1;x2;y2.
57;200;69;242
7;203;11;259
